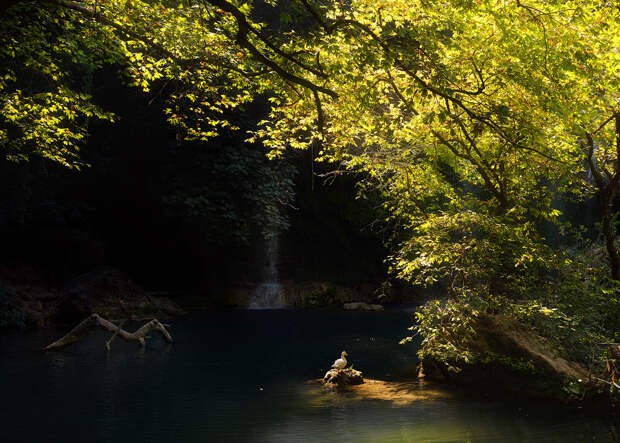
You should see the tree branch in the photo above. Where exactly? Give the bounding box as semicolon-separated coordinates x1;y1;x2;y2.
246;26;327;79
299;0;328;28
584;132;606;188
202;0;337;98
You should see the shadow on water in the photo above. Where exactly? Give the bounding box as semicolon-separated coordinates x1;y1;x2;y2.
1;309;619;442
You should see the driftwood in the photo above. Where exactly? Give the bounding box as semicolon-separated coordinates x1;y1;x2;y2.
45;313;173;350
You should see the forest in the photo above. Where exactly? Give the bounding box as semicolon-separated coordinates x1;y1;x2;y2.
1;0;619;441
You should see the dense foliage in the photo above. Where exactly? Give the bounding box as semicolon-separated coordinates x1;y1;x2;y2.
1;0;619;386
256;0;619;374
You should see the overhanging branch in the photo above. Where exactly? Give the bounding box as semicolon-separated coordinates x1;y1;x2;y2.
202;0;337;98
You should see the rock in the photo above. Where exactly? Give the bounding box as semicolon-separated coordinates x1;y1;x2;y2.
0;280;58;328
224;280;381;308
149;295;186;316
281;280;357;307
53;267;185;323
0;264;186;329
323;368;364;387
343;302;384;311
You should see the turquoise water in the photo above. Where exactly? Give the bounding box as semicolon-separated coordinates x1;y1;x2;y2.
1;309;618;442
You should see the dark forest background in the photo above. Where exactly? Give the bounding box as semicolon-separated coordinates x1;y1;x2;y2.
0;61;387;296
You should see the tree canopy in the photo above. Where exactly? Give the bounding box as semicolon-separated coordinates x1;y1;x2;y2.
2;0;619;379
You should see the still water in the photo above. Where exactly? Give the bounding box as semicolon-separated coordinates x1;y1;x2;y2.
1;309;618;442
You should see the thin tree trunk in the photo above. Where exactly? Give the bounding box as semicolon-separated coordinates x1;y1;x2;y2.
601;196;620;281
585;114;620;281
605;113;620;281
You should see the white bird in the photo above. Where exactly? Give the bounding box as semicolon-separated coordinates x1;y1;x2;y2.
332;351;348;370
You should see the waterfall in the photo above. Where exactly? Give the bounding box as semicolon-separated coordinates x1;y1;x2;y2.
249;235;284;309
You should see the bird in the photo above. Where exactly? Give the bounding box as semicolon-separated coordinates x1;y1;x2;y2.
332;351;348;370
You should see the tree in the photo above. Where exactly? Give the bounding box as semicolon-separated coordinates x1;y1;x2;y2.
250;0;620;371
3;0;619;377
0;0;272;166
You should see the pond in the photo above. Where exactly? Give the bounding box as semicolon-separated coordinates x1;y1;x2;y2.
1;309;618;442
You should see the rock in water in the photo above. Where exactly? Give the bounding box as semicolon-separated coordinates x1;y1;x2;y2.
323;368;364;387
343;302;384;311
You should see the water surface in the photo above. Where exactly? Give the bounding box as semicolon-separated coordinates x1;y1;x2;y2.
1;309;618;442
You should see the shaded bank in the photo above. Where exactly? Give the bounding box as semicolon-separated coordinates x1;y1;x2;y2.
419;314;619;408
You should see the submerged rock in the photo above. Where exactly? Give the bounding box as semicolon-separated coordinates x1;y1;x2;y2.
306;378;449;406
323;368;364;387
349;379;449;405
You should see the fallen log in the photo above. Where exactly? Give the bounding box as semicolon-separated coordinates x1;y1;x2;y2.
45;313;173;350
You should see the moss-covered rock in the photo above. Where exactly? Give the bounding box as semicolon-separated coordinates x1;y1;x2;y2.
419;314;591;401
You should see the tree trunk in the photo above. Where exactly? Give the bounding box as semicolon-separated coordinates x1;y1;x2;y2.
585;113;620;281
606;344;620;385
600;193;620;281
45;314;173;350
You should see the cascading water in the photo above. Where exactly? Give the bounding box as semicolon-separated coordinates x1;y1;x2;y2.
249;235;284;309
